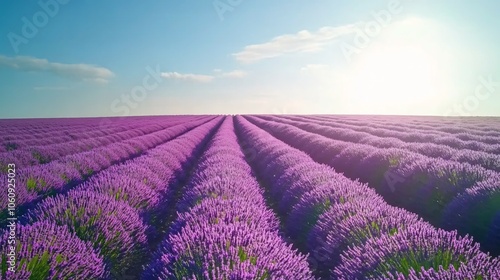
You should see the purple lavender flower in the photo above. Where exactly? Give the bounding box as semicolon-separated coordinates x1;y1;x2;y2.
144;222;313;280
0;221;107;279
334;223;500;279
78;171;161;213
442;175;500;255
285;178;376;247
27;190;148;277
172;197;280;237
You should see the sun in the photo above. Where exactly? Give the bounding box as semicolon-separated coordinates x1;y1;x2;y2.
341;42;448;115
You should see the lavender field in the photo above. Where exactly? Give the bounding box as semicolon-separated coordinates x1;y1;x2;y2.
1;115;500;279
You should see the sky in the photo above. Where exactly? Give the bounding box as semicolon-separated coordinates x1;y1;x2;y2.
0;0;499;118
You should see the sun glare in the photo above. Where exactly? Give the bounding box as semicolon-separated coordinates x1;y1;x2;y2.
342;43;447;114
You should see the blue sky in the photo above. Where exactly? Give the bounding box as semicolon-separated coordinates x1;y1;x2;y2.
0;0;499;118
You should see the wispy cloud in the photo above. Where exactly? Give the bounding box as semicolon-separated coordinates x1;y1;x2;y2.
0;55;115;83
232;16;433;64
161;72;215;83
161;69;247;83
232;25;357;63
220;70;247;78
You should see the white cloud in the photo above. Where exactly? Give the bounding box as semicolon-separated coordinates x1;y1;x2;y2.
0;55;115;83
161;72;215;83
161;69;247;83
220;70;247;78
232;24;357;63
231;16;435;64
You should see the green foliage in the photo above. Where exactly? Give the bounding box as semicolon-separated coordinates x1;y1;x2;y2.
0;164;8;174
26;178;38;192
55;254;64;264
373;248;466;278
32;151;50;164
257;270;270;280
26;251;51;280
237;246;248;262
1;253;7;277
4;142;18;151
26;178;47;193
389;156;400;167
60;174;70;184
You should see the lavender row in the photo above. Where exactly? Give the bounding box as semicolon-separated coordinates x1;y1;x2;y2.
25;190;148;278
0;117;207;169
0;117;185;166
0;120;140;144
308;115;500;147
0;117;190;151
3;117;222;279
298;115;500;151
0;121;162;163
72;116;223;222
342;115;500;136
0;117;215;217
308;114;500;143
0;115;197;138
0;221;108;279
442;168;500;256
264;116;500;223
144;117;313;279
0;121;131;152
298;115;500;171
25;117;222;278
246;116;500;256
273;115;500;175
277;115;500;165
235;116;500;279
315;115;500;138
0;119;88;134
